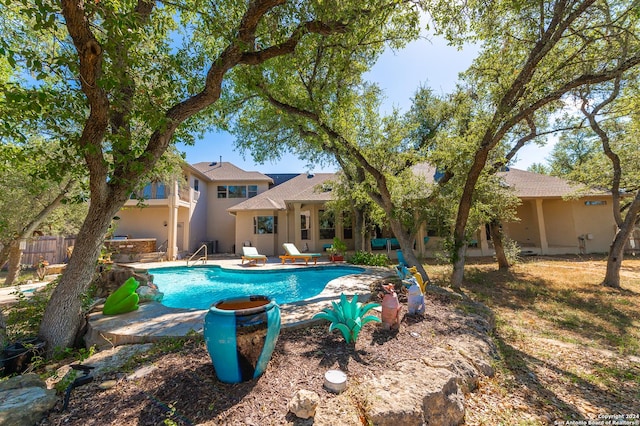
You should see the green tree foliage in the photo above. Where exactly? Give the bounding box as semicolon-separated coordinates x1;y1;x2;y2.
0;0;421;353
0;140;86;286
422;0;640;286
228;15;462;280
548;76;640;288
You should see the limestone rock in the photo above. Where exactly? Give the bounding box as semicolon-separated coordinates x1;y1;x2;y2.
288;389;320;419
83;343;154;377
365;361;465;426
0;374;58;426
136;285;164;303
45;364;73;390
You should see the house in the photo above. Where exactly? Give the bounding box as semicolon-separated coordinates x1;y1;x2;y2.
113;161;617;261
114;161;273;260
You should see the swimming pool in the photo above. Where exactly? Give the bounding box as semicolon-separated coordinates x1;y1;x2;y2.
147;265;365;310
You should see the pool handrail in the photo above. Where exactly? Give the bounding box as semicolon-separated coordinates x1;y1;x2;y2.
186;244;208;267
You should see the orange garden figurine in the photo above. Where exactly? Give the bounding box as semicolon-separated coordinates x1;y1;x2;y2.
380;283;401;330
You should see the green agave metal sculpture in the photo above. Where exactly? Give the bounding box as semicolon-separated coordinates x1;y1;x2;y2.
313;293;381;344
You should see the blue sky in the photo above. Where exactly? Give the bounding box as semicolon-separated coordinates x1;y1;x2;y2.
177;33;554;173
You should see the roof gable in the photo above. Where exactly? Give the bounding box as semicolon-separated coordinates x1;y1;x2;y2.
191;161;273;183
228;173;336;211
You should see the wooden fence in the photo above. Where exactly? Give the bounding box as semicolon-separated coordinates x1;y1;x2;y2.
21;236;76;267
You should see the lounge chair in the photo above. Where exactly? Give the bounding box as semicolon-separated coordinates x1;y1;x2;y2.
279;243;322;265
241;247;267;266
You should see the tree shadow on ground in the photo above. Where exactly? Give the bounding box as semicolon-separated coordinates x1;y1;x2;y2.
462;266;640;351
492;331;639;419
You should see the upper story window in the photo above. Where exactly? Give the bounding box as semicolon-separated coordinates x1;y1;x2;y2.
194;179;199;191
217;185;258;199
228;185;247;198
155;183;166;199
131;182;168;200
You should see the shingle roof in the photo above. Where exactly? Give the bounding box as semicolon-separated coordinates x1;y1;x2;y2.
498;168;599;198
228;173;336;212
191;161;273;183
412;163;602;198
225;163;608;213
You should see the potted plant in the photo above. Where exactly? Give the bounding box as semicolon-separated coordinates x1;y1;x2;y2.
327;237;347;262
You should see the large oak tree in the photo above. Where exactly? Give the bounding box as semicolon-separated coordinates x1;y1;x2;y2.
425;0;640;286
1;0;416;353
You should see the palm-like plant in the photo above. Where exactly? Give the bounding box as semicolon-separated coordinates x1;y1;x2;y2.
313;293;381;344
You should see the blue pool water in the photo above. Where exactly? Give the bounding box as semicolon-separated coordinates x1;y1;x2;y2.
147;265;365;310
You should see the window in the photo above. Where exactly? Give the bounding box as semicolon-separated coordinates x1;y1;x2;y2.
585;200;606;206
319;210;335;239
254;216;277;234
155;183;166;199
217;186;227;198
248;185;258;198
342;213;353;240
142;184;152;199
228;185;247;198
300;211;310;240
194;179;199;191
130;182;167;199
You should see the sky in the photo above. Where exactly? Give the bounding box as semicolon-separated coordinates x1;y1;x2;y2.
177;33;554;174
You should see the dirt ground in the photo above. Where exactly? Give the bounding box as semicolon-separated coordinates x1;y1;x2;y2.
40;287;476;425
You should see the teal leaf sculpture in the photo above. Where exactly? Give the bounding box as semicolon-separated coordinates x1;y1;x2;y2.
313;293;380;344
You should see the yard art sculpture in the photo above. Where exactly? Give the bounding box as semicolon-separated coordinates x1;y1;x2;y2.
406;279;425;315
380;284;401;330
102;277;140;315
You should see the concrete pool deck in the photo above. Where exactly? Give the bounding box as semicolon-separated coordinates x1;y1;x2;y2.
85;257;394;349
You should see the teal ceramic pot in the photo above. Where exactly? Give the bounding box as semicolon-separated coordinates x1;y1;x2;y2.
204;295;281;383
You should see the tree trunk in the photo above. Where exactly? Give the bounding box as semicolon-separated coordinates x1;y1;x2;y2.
4;240;23;286
38;198;122;354
603;191;640;288
451;243;466;290
0;243;10;272
603;239;624;288
353;206;366;252
388;220;430;285
490;220;510;269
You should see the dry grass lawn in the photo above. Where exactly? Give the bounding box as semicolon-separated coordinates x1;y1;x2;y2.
427;255;640;425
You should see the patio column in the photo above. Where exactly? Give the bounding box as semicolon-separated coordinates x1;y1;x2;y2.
535;199;549;255
167;180;179;260
293;203;301;248
479;225;490;255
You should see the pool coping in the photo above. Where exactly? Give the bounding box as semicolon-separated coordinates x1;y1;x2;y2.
85;258;394;349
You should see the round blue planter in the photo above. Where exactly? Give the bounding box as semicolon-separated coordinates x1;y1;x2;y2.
204;295;281;383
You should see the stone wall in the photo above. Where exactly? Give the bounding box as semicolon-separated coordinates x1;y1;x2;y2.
104;238;156;255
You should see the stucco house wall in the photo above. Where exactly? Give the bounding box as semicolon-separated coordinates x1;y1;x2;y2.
115;206;167;242
570;198;615;254
543;199;578;249
504;200;540;247
187;172;208;253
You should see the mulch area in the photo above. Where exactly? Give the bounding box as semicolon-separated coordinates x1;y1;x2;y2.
40;288;475;425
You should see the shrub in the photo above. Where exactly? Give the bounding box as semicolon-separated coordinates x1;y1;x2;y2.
349;250;389;266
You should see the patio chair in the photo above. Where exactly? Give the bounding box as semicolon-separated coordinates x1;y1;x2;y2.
241;246;267;266
279;243;321;265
